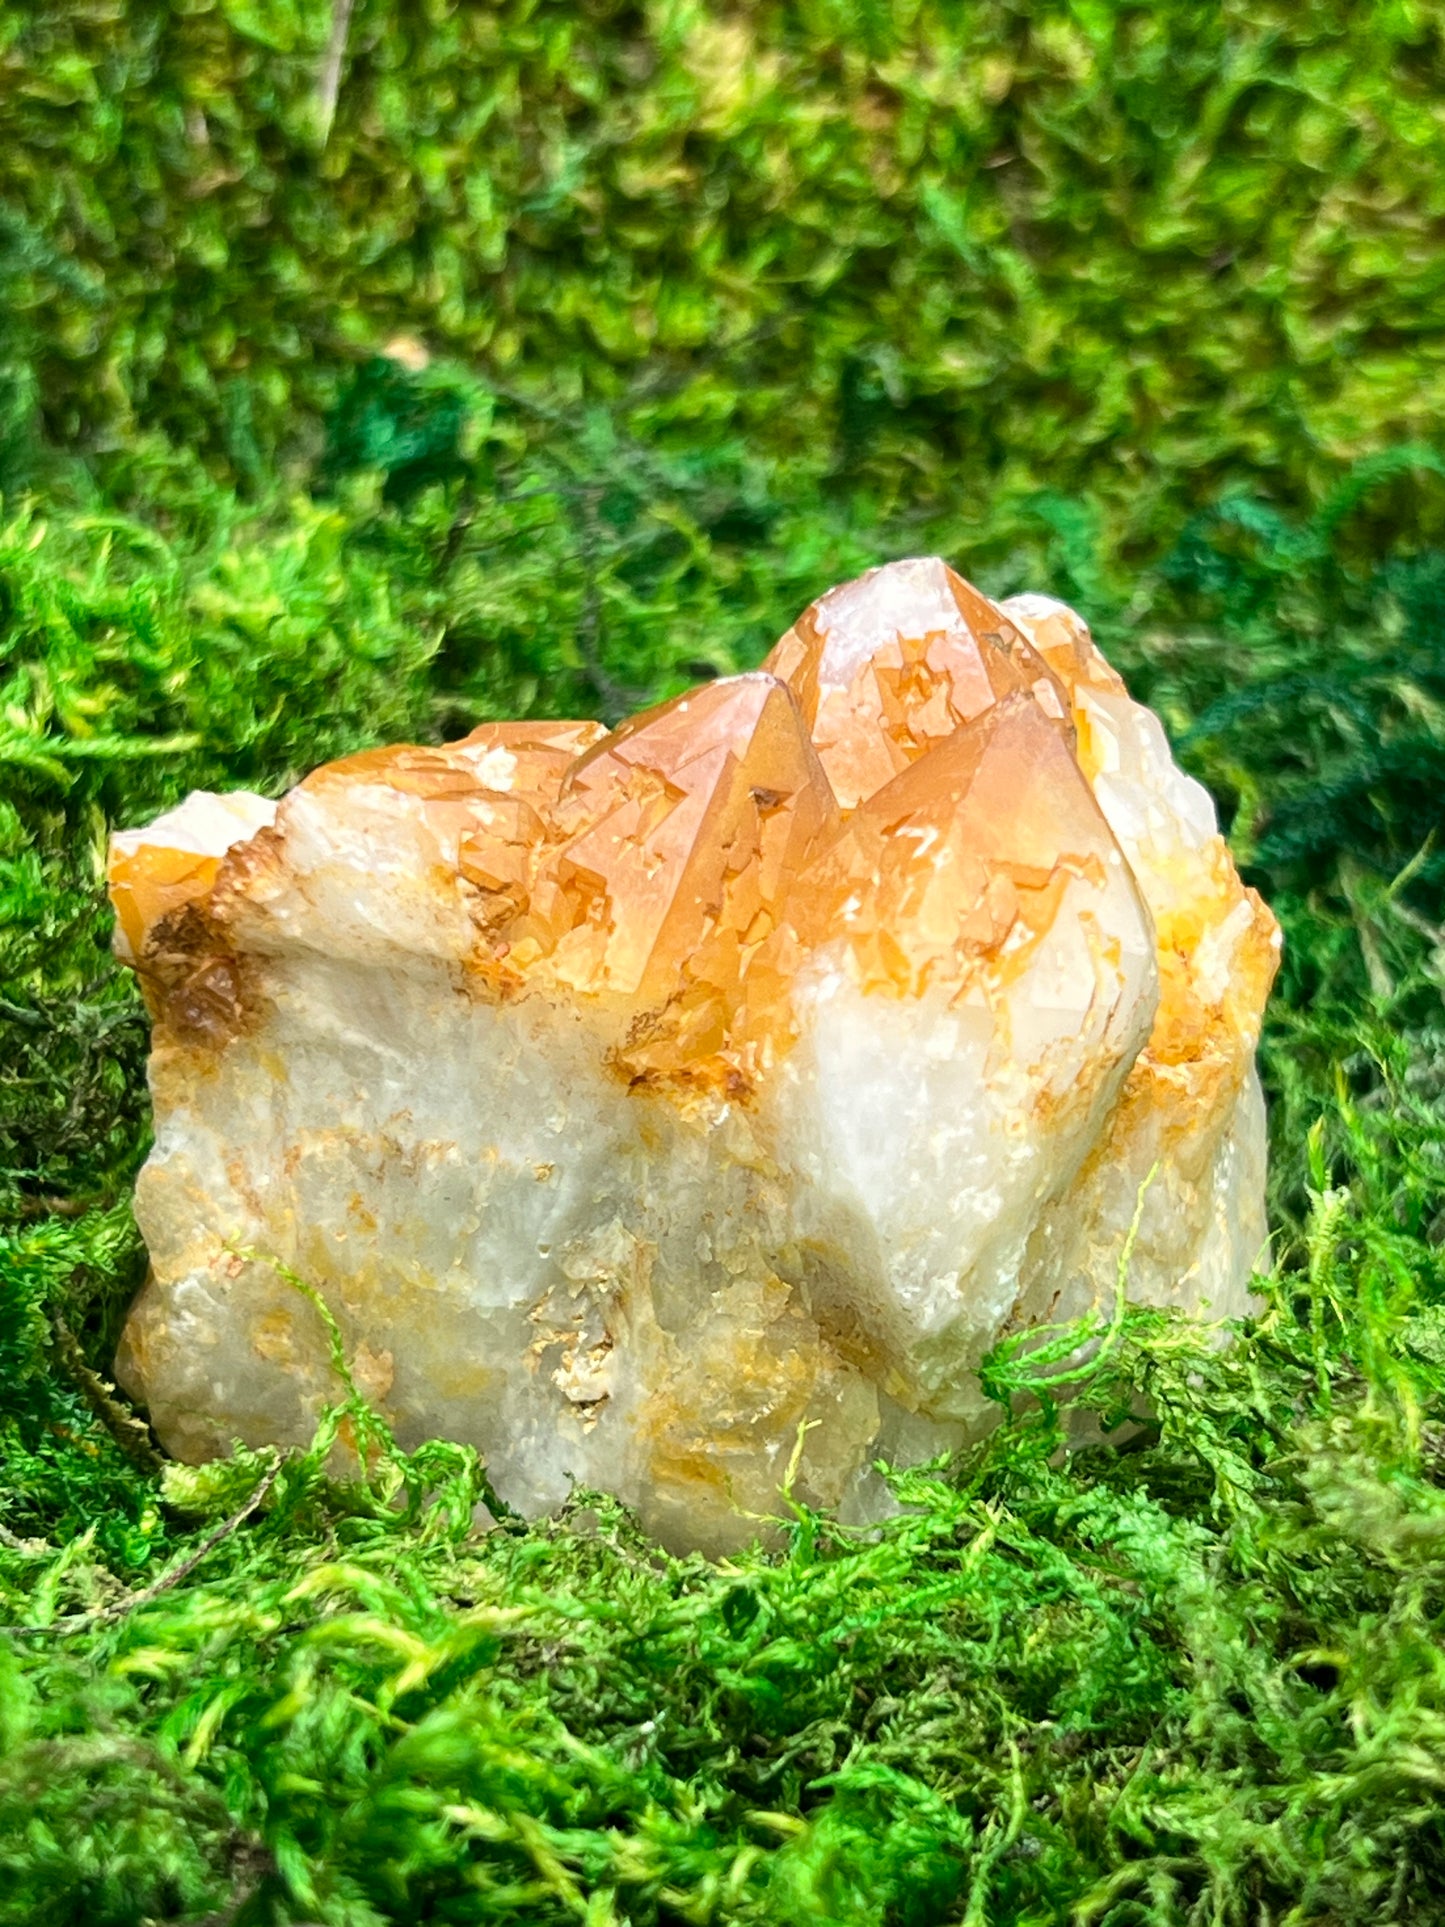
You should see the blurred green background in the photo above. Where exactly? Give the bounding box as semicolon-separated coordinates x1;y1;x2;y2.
2;5;1445;1924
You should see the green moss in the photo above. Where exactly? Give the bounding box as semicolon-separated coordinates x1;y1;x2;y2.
2;4;1445;1919
1;417;1441;1927
4;1141;1445;1924
5;1;1445;527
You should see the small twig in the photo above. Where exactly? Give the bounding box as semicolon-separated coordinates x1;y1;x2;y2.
1388;896;1445;946
50;1317;165;1474
316;0;355;146
440;482;479;568
16;1193;97;1220
462;471;643;721
572;484;643;723
0;1521;50;1555
8;1461;281;1638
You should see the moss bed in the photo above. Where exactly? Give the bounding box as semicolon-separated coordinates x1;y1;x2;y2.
3;5;1445;1922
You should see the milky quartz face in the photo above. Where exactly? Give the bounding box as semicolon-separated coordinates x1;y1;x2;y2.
111;559;1280;1552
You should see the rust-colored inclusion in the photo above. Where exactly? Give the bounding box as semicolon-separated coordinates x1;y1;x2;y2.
1002;594;1282;1079
999;597;1119;696
777;695;1113;1004
516;674;838;1087
110;840;227;966
762;556;1069;809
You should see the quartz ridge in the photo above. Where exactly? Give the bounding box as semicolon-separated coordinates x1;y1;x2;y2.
112;559;1281;1551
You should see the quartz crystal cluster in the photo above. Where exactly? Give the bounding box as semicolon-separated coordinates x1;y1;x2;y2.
111;560;1280;1551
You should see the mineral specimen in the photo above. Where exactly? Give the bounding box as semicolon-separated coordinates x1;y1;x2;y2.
112;559;1280;1551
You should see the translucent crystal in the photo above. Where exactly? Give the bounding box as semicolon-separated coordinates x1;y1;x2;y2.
112;560;1280;1551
